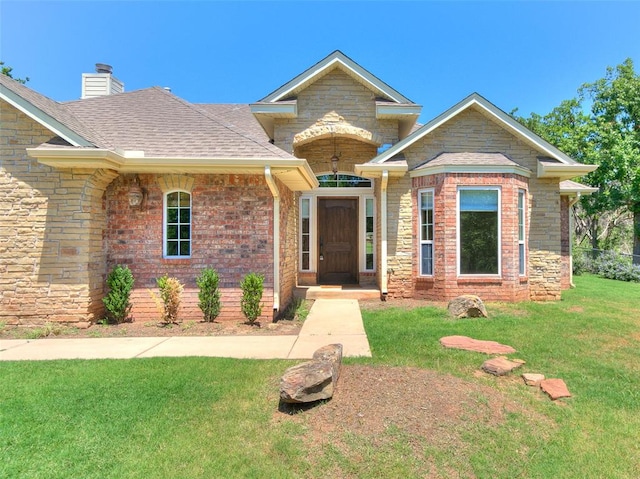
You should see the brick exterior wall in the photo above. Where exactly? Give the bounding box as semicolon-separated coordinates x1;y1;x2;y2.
1;101;117;325
277;177;297;315
104;173;276;323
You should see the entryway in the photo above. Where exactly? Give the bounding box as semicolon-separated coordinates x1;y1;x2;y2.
318;198;358;284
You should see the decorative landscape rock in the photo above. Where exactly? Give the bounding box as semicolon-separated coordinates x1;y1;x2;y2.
447;295;488;318
481;356;525;376
440;335;516;354
522;373;545;387
280;344;343;404
540;378;572;400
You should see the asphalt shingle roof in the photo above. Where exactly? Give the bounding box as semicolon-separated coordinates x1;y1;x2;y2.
64;88;293;158
413;152;525;171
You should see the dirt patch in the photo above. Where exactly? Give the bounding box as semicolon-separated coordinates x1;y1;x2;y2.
276;364;549;476
0;318;302;340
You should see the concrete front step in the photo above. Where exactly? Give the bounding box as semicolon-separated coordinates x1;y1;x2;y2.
294;285;381;300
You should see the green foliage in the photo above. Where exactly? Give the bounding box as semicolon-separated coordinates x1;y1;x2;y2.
151;275;184;324
574;249;640;282
0;61;29;84
513;58;640;260
103;265;135;324
196;268;222;322
240;273;264;324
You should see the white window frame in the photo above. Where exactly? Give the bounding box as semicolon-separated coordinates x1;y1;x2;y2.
163;190;192;259
457;186;501;277
418;188;435;276
299;197;313;272
361;196;376;272
518;189;526;276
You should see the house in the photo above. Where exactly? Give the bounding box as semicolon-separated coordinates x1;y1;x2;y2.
0;51;597;326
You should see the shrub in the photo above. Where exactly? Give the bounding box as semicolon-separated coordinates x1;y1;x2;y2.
103;265;135;323
151;275;184;324
196;268;222;322
240;273;264;325
592;251;640;282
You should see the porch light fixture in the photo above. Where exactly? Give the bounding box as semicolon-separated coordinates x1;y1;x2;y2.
330;132;340;175
128;175;144;208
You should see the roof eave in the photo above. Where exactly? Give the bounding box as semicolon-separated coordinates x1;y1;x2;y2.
354;162;408;178
411;164;532;178
1;84;93;147
26;147;318;191
537;162;598;180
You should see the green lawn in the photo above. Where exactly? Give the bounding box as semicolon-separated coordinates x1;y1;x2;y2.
1;275;639;478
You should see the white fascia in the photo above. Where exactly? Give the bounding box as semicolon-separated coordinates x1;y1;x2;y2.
537;161;598;180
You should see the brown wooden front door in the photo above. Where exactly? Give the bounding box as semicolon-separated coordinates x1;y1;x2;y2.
318;198;358;284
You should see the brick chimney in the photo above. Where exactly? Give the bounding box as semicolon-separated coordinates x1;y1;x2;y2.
81;63;124;99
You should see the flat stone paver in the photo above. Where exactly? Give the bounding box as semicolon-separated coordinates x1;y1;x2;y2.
440;335;516;354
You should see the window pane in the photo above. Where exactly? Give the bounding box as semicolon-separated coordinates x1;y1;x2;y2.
167;225;178;239
179;192;190;207
167;192;179;207
180;225;190;240
366;216;373;233
519;244;525;275
302;253;309;270
420;192;433;210
460;190;498;211
302;218;309;234
302;235;309;251
366;253;374;270
421;243;433;275
180;208;190;224
179;241;190;256
167;208;178;223
366;198;373;217
460;211;498;274
301;199;310;217
167;241;178;256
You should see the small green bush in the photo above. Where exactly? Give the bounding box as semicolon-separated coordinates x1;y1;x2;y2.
240;273;264;325
151;275;184;324
196;268;222;322
103;265;135;323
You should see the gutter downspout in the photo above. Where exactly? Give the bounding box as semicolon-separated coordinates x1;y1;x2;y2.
381;170;389;299
568;194;581;288
264;166;280;311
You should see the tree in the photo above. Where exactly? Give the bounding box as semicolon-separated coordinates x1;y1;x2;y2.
513;59;640;263
0;61;29;84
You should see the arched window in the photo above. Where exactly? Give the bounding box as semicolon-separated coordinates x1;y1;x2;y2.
164;191;191;258
316;173;372;188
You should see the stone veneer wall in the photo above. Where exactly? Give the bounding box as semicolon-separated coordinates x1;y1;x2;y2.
560;195;572;290
1;101;118;325
385;107;564;301
104;173;275;322
273;69;399;154
277;177;297;315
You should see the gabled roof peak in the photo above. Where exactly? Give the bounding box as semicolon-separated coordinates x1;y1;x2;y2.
258;50;415;105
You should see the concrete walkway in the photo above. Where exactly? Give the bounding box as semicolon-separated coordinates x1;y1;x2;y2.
0;299;371;361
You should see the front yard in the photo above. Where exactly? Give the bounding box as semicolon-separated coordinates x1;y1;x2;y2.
1;275;638;478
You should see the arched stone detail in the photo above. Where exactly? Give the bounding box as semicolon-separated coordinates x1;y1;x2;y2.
157;174;195;193
293;112;383;148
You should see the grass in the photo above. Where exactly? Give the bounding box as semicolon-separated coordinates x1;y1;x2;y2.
1;275;639;478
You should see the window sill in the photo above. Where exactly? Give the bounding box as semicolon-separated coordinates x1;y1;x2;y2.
161;258;191;265
457;276;502;285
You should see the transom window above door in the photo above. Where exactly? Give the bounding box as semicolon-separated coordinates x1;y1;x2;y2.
316;174;372;188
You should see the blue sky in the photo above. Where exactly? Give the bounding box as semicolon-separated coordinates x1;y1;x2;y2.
2;1;639;123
